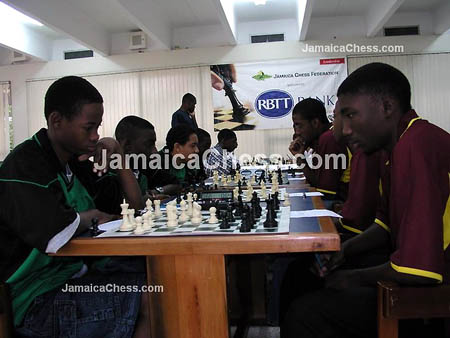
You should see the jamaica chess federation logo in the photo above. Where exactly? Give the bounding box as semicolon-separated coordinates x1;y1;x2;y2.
254;89;294;119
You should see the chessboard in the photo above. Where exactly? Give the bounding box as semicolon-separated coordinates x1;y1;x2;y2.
96;206;290;238
214;109;257;131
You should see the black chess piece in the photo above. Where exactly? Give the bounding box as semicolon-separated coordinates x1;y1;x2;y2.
227;205;235;222
220;211;230;229
277;168;283;185
254;197;262;218
274;192;280;211
240;211;250;232
176;194;182;204
238;180;242;195
90;218;100;236
242;177;247;186
264;201;278;228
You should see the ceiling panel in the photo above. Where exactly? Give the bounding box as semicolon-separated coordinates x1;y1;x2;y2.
234;0;297;22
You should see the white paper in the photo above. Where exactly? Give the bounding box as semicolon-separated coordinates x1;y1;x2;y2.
290;210;342;218
290;192;324;197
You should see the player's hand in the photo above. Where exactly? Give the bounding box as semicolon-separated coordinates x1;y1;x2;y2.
325;269;361;290
78;137;124;176
79;209;118;232
321;250;346;276
289;137;305;156
189;111;196;118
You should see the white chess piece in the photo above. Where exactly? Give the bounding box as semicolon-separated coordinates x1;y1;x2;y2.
208;207;219;224
233;187;239;201
143;212;154;231
261;183;268;199
128;209;136;229
167;205;178;227
193;193;198;201
283;192;291;207
186;192;193;217
119;199;133;231
179;200;189;223
190;202;202;225
145;199;153;212
153;200;162;218
221;175;227;186
134;216;145;235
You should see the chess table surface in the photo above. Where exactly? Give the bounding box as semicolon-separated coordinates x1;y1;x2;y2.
53;179;339;338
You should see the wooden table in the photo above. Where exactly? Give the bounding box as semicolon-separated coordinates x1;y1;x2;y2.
55;181;340;338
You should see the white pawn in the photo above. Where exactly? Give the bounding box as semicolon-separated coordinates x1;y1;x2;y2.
145;199;153;212
191;202;202;225
261;183;268;199
154;200;162;218
128;209;136;229
283;192;291;207
208;207;219;224
193;193;198;201
179;200;189;223
143;212;153;231
134;216;145;235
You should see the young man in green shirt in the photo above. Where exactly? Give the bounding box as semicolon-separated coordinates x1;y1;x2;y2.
0;76;149;337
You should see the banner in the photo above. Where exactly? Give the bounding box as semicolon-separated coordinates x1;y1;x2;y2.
211;57;347;131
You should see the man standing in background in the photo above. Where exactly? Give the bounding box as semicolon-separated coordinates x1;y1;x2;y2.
171;93;198;129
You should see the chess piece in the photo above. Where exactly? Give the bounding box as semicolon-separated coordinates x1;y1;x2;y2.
186;192;194;217
227;205;235;222
233;187;239;201
179;200;189;223
238;180;243;195
167;205;178;227
274;192;280;211
261;182;268;199
134;216;145;235
119;200;133;231
90;218;100;236
283;192;291;207
208;207;219;224
145;199;153;212
193;193;198;201
128;209;136;229
191;202;202;226
153;200;162;218
219;211;230;229
264;199;278;228
143;212;153;231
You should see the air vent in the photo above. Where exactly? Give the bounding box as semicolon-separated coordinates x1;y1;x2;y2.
129;31;147;50
64;50;94;60
384;26;419;36
11;51;27;62
251;34;284;43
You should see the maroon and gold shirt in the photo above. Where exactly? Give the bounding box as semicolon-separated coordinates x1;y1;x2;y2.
314;129;348;199
375;110;450;283
339;149;388;234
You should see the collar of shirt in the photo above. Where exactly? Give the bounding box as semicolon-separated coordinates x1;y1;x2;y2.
396;109;419;140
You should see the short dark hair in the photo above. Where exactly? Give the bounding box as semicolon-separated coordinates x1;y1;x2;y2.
196;128;211;143
337;62;411;112
166;125;196;152
292;98;329;124
217;129;236;143
115;116;154;142
44;76;103;121
182;93;196;104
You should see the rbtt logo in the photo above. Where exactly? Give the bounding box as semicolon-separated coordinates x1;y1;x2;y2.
255;89;294;118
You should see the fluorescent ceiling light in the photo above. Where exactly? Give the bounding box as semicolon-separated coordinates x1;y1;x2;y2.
0;2;43;26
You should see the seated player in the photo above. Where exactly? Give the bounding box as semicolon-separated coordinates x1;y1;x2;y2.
206;128;238;176
171;93;198;129
192;128;212;183
158;124;200;188
0;76;149;337
282;63;450;338
289;98;348;200
115;115;157;196
332;101;388;238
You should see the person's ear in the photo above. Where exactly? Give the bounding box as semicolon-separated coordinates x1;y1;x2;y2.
173;142;181;154
311;118;320;129
47;111;63;130
381;97;395;120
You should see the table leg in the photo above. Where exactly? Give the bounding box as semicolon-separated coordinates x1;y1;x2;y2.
146;254;229;338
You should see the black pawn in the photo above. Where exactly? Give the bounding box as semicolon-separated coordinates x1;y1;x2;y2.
264;202;278;228
274;192;280;211
220;211;230;229
176;194;182;204
90;218;99;236
238;180;242;195
227;205;235;222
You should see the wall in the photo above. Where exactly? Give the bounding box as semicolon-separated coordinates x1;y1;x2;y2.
236;19;298;44
1;34;450;157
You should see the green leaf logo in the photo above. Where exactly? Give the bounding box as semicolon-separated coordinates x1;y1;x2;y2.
252;71;272;81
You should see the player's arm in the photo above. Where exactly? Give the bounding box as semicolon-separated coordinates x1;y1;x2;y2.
76;209;117;236
289;137;318;186
92;137;144;211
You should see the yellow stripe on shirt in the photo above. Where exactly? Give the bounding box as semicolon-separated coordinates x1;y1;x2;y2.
375;218;390;232
391;262;443;283
316;188;336;195
339;219;363;234
443;173;450;250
